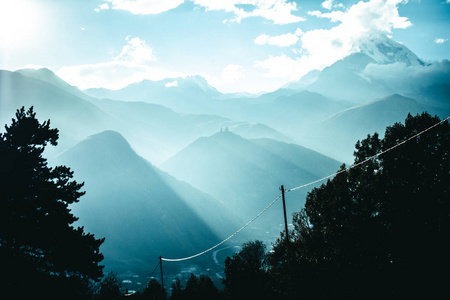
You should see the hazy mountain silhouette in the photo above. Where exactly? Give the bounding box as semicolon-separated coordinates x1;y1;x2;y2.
84;75;221;114
16;68;88;99
2;69;289;164
0;70;117;157
54;130;240;274
161;131;341;227
286;36;426;103
305;94;448;162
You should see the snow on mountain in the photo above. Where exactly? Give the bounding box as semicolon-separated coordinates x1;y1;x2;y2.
356;34;425;66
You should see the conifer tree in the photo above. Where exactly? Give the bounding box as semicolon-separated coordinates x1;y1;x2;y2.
0;107;104;299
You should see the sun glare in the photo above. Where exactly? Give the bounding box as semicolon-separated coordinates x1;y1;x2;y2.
0;0;42;50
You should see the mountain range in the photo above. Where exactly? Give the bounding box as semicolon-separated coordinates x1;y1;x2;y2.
1;34;449;280
53;130;240;275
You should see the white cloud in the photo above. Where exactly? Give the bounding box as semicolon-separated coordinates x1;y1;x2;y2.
95;0;304;24
94;3;110;12
206;64;246;92
221;64;244;83
362;60;450;93
56;36;183;90
165;80;178;87
98;0;184;15
435;38;448;44
321;0;344;10
256;0;412;81
254;29;302;47
115;36;157;64
193;0;305;24
322;0;334;10
57;62;184;90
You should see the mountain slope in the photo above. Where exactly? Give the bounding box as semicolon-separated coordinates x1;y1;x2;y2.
306;94;439;162
0;70;118;157
286;36;426;103
16;68;88;99
161;132;342;227
54;130;238;274
306;53;393;102
2;69;289;164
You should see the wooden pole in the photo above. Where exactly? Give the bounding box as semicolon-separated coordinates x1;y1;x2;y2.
281;185;294;300
159;256;164;290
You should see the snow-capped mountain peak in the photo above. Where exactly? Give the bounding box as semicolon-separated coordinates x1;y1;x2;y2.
355;34;424;66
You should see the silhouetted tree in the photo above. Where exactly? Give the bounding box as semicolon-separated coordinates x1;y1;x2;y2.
141;279;166;300
169;278;183;300
95;272;124;300
197;275;219;300
269;113;450;299
184;274;199;300
179;273;219;300
0;107;104;299
222;240;274;300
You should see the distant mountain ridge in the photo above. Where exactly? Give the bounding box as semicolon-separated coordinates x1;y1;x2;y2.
54;130;239;274
2;68;290;164
84;75;221;114
161;131;342;224
301;94;448;162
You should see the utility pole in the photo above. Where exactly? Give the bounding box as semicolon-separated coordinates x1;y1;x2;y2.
281;185;294;300
159;256;164;290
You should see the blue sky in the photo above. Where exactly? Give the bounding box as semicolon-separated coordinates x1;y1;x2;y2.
0;0;449;93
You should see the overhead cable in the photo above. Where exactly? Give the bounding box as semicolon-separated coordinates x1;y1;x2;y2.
161;115;449;262
161;194;282;262
287;115;450;193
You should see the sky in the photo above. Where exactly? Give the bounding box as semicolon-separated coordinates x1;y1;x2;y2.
0;0;449;93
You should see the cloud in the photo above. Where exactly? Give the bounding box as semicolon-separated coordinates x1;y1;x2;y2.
94;3;110;12
321;0;344;10
254;29;302;47
202;0;305;24
165;80;178;87
435;38;448;44
56;36;184;90
99;0;305;24
97;0;184;15
256;0;412;81
57;62;184;90
220;64;244;83
205;64;246;92
115;36;157;64
362;60;450;93
322;0;334;10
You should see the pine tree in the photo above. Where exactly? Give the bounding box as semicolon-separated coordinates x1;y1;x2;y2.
0;107;104;299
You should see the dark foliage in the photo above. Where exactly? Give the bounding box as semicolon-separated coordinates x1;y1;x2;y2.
95;272;124;300
168;274;219;300
268;113;450;299
222;240;276;300
140;279;166;300
0;107;104;299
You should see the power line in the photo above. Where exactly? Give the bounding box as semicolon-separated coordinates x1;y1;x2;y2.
286;115;450;193
161;115;449;263
149;261;160;278
161;194;282;262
